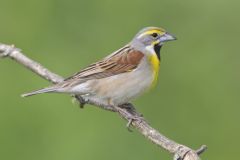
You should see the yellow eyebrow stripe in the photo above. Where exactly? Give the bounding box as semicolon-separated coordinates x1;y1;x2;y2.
138;29;165;38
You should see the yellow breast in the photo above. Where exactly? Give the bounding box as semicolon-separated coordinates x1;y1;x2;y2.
148;54;160;88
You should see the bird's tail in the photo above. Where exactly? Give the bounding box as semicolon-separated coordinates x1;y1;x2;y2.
21;87;57;97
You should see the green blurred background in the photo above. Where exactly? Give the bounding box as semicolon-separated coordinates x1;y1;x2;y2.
0;0;239;159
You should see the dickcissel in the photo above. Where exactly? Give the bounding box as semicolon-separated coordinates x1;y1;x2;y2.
22;27;176;108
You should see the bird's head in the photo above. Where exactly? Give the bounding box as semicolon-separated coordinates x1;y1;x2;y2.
132;27;176;60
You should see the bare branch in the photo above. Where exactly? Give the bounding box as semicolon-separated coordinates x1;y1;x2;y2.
0;44;63;84
0;43;207;160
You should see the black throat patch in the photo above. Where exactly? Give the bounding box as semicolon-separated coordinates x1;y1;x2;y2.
154;44;162;61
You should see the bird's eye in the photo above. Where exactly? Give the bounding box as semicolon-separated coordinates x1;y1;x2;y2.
151;33;158;38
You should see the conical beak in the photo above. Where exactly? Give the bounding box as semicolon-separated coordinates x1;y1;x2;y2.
159;32;177;42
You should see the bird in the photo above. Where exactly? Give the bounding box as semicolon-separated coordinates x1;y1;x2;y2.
22;27;176;110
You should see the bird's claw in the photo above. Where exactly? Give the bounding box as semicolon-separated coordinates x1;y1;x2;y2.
74;95;87;108
114;104;144;131
126;114;144;131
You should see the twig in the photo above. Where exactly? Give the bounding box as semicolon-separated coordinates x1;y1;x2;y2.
0;43;207;160
0;44;63;84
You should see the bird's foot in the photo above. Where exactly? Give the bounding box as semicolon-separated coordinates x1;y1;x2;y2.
74;95;87;108
114;104;144;132
125;114;144;132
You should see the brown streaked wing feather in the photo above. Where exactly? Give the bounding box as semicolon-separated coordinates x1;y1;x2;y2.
62;46;144;87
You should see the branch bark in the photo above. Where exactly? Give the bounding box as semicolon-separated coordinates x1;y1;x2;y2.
0;43;207;160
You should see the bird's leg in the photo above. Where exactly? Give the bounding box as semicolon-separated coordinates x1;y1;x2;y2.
74;95;87;108
119;103;143;116
115;103;144;131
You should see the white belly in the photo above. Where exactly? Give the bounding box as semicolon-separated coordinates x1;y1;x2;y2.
74;59;156;106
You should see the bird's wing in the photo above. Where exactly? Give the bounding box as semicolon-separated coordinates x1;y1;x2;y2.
61;45;144;87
